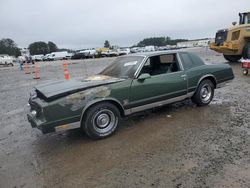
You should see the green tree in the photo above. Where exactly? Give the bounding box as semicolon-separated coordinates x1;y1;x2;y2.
47;41;58;53
0;38;21;57
137;37;188;47
104;40;111;48
28;41;49;55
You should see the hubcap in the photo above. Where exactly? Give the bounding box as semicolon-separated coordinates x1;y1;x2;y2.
96;114;110;128
200;84;212;103
92;109;117;133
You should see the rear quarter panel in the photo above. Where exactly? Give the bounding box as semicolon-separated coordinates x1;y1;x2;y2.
186;63;234;93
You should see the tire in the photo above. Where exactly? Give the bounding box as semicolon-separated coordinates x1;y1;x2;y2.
242;43;250;59
243;69;248;75
82;102;120;139
223;54;242;62
192;79;214;106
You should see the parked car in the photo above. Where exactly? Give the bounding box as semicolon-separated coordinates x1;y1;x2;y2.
0;54;14;66
42;54;52;61
101;50;119;57
32;54;44;61
27;51;234;139
71;52;85;59
80;49;96;58
117;48;130;56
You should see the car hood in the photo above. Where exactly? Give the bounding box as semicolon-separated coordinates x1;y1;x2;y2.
35;75;125;101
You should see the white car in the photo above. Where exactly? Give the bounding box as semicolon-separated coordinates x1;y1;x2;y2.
32;54;44;61
117;48;130;56
0;54;14;66
80;49;96;58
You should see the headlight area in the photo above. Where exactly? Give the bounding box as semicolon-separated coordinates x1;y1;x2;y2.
31;110;37;117
27;98;46;128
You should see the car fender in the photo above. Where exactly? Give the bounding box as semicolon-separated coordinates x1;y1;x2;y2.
79;97;125;125
194;74;217;95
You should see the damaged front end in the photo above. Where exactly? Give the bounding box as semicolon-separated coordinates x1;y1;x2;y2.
27;76;123;134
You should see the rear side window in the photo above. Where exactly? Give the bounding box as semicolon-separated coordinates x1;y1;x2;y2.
179;52;204;69
179;53;193;69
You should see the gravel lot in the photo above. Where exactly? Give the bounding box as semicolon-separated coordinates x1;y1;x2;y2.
0;47;250;188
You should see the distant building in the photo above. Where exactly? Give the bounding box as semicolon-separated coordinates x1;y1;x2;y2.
177;38;213;48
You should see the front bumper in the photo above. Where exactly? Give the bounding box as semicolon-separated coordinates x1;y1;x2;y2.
27;104;81;134
27;114;38;128
210;42;240;54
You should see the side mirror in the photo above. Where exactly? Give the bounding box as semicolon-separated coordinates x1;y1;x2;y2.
232;21;237;26
138;73;151;81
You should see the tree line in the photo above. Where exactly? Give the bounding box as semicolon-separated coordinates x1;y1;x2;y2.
28;41;58;55
137;37;188;47
0;37;189;57
0;38;21;57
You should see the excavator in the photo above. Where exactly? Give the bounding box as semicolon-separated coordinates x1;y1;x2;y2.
210;11;250;62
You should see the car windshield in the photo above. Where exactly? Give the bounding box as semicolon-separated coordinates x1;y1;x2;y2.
100;56;144;79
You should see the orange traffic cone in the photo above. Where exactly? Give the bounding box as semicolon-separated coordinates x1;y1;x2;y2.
24;63;30;74
63;63;67;71
33;63;40;79
63;64;70;80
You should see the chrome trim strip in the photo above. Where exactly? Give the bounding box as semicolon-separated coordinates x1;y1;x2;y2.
134;56;147;78
55;121;80;132
124;109;131;116
128;89;187;107
187;91;195;98
128;95;188;114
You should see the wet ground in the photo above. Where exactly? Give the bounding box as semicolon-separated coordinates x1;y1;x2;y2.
0;47;250;188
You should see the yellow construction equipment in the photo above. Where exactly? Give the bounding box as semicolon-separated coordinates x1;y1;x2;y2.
210;11;250;62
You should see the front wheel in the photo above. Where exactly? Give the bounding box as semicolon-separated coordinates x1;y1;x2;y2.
192;79;214;106
82;102;120;139
223;54;242;62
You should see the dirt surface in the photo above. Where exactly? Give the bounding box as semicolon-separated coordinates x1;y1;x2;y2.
0;48;250;188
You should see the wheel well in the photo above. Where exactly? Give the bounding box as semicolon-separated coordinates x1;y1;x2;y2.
82;100;125;119
201;76;217;88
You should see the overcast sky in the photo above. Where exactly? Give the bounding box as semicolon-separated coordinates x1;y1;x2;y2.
0;0;249;49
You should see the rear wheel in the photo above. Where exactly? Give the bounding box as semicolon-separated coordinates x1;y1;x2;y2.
223;54;242;62
82;102;120;139
243;69;248;75
242;43;250;59
192;79;214;106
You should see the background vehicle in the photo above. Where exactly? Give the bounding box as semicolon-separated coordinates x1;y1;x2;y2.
47;51;70;61
0;54;14;66
71;52;85;59
80;49;96;58
210;11;250;62
101;50;119;57
43;54;52;61
32;54;44;61
117;48;130;56
144;46;155;52
27;52;234;139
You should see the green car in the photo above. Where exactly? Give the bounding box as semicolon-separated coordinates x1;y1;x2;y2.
27;51;234;139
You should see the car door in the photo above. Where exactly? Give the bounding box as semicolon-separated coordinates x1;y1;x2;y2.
128;54;187;109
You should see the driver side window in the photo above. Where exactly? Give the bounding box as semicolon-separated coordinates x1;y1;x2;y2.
140;54;180;76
